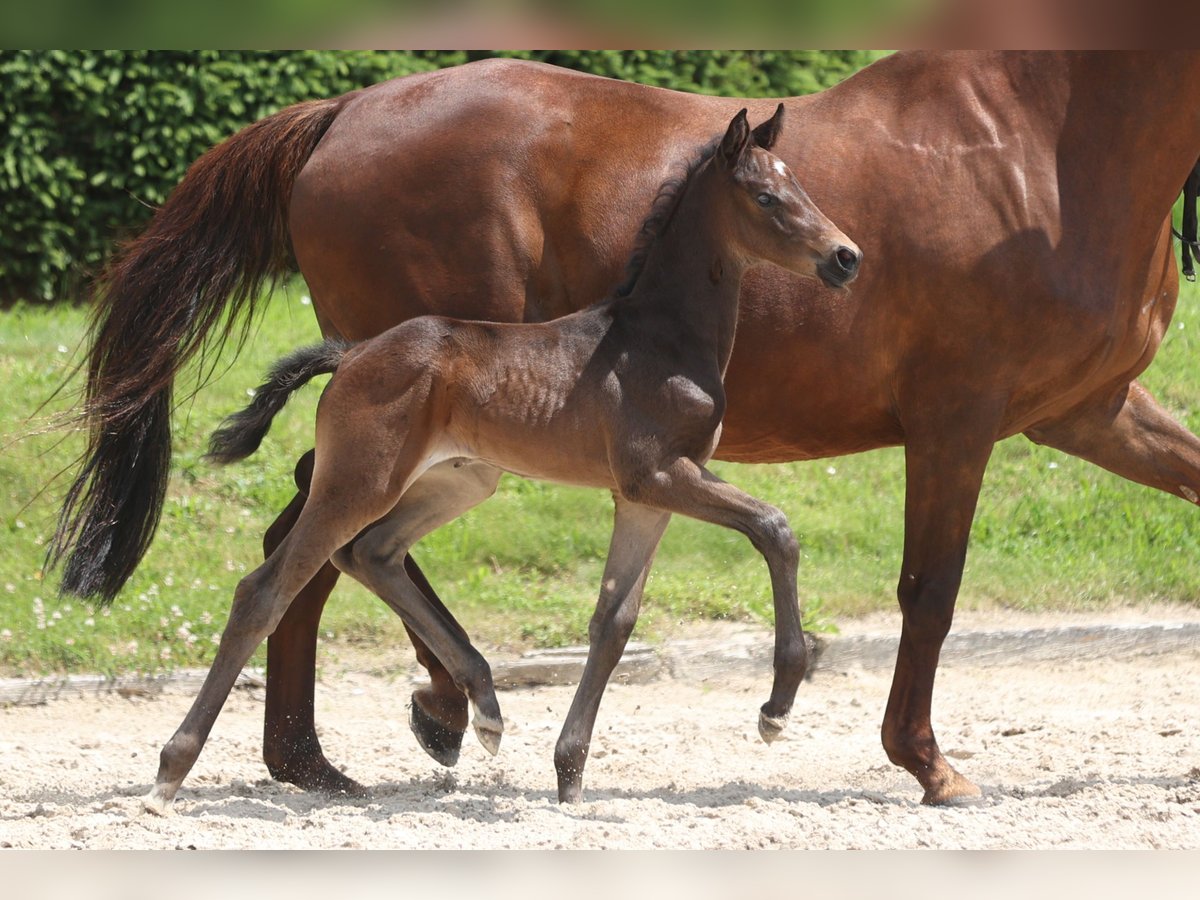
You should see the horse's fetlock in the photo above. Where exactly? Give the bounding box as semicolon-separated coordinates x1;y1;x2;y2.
159;731;201;776
460;649;495;697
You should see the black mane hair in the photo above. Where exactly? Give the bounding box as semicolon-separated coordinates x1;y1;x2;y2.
613;138;721;298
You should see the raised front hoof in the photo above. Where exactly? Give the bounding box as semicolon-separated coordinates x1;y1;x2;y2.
920;772;983;807
472;712;504;757
758;709;789;744
409;699;465;767
267;753;367;797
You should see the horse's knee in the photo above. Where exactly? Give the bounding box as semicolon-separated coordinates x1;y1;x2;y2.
896;571;957;641
751;507;799;568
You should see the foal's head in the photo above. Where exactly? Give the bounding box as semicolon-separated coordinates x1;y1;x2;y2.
710;106;860;289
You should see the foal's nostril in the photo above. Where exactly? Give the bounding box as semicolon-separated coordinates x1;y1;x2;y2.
835;246;860;272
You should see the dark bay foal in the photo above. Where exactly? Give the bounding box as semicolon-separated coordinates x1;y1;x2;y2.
145;107;860;812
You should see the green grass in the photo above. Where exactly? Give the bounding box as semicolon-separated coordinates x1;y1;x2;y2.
3;278;1200;676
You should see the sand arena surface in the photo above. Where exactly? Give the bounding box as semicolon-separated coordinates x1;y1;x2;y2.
1;612;1198;849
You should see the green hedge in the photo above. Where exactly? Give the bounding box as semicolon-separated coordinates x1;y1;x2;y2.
0;50;876;304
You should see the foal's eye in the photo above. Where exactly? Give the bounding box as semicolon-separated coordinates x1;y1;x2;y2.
756;193;776;208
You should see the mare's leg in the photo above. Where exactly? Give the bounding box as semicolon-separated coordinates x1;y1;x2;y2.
622;458;807;743
884;415;998;805
262;452;474;784
260;485;357;793
1025;380;1200;504
555;500;671;803
332;462;506;755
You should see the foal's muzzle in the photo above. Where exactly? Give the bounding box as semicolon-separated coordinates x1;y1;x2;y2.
818;245;861;288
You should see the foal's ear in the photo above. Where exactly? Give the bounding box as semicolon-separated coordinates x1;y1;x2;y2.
718;108;751;168
752;103;785;151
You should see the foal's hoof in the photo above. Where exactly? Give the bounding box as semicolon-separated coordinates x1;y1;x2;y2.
758;709;789;744
557;780;584;805
409;700;465;767
142;787;175;817
472;713;504;757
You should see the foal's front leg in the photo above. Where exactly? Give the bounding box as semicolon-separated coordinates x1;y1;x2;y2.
623;457;807;742
555;499;671;802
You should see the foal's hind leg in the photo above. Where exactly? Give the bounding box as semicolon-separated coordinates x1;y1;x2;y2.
264;452;474;779
555;500;671;803
622;458;808;742
403;556;473;766
146;505;375;814
333;462;506;755
148;418;435;812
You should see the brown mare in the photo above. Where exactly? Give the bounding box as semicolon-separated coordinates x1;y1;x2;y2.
140;107;859;812
54;52;1200;806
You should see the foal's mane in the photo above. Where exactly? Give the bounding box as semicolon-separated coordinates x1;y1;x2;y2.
614;138;720;298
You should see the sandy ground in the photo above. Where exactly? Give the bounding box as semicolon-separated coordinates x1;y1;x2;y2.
1;610;1198;849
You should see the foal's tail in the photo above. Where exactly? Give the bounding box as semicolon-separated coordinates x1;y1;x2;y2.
207;340;352;465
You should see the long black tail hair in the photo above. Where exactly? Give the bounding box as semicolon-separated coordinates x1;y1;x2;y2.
47;94;351;603
207;340;351;465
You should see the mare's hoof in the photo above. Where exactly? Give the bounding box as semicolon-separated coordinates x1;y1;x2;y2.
410;699;465;767
473;714;504;757
325;773;371;798
270;755;367;796
758;709;789;744
921;771;983;806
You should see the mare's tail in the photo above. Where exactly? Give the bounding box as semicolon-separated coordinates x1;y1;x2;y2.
207;340;351;465
48;93;352;603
